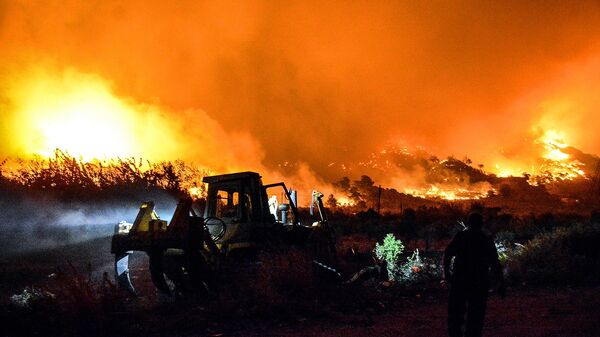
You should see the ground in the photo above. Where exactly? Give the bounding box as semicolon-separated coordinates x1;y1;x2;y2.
1;237;600;337
234;286;600;337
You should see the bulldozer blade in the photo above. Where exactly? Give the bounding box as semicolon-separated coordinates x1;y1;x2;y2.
115;252;136;294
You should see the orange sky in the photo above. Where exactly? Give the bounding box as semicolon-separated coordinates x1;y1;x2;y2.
1;0;600;184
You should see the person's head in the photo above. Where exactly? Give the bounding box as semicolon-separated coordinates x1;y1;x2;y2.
467;212;483;230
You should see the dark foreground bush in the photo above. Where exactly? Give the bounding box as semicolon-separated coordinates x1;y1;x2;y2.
1;267;134;337
508;222;600;285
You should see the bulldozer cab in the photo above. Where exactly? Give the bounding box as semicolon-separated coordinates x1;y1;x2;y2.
204;172;300;224
206;181;252;223
203;172;301;244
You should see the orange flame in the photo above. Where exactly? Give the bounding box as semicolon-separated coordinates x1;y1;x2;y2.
7;68;180;162
405;185;492;201
533;129;586;183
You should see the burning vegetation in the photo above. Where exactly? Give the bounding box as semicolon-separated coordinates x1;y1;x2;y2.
1;2;600;206
0;52;598;206
0;134;597;213
2;3;600;336
0;150;209;200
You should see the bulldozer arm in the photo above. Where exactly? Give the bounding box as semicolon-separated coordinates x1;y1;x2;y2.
111;199;219;295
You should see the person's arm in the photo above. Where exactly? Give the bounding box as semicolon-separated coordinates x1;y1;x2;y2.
443;233;460;282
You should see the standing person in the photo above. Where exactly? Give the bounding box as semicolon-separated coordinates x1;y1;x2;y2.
442;212;505;337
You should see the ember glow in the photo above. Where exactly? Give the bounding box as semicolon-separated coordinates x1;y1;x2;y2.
336;197;355;207
405;186;491;201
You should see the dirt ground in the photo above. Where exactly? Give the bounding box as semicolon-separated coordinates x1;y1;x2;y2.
2;237;600;337
231;286;600;337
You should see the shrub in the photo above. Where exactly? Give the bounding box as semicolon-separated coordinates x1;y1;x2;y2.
509;222;600;285
2;267;131;337
396;249;425;283
372;233;441;286
10;287;56;310
495;241;510;265
374;234;404;281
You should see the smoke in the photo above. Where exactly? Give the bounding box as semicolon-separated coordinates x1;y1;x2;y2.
0;188;178;255
2;1;600;252
1;1;600;186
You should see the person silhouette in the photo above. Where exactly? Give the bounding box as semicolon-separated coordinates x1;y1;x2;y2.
443;212;505;337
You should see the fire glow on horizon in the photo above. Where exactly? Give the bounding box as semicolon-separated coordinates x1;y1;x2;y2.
2;68;592;201
2;2;600;201
6;69;183;162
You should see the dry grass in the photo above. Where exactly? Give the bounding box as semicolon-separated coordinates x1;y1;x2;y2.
0;150;210;200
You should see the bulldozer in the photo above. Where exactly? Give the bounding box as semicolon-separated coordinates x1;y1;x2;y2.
111;171;337;295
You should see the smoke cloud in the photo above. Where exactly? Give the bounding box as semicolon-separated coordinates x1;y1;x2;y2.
0;189;178;255
1;1;600;187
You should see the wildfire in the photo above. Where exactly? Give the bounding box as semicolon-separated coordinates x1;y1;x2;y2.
494;164;525;178
490;129;586;184
404;185;492;201
1;68;592;204
539;130;570;161
188;187;203;199
6;68;179;162
336;196;355;206
533;130;586;183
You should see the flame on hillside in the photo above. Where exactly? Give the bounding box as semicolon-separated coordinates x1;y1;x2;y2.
526;129;587;185
329;128;593;202
0;69;594;203
540;130;570;161
405;185;491;201
336;196;355;206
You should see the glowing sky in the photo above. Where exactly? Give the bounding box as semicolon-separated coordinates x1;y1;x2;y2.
1;1;600;185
